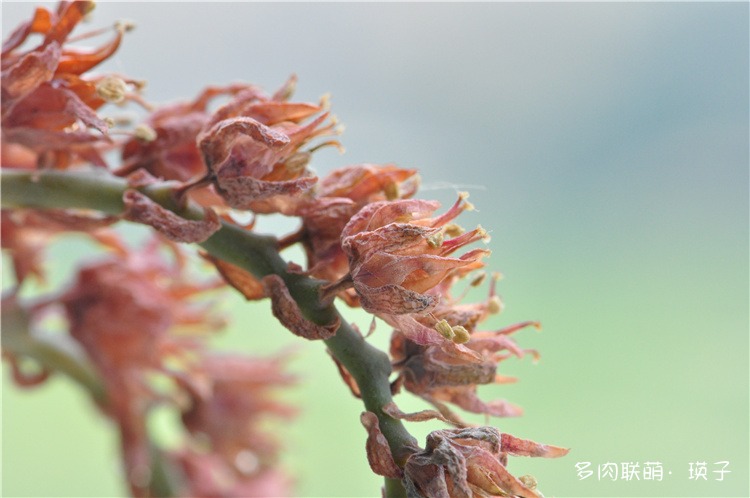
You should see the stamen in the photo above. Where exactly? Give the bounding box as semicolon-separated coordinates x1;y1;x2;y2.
96;76;128;103
426;231;444;248
134;124;157;142
435;319;455;340
451;325;470;344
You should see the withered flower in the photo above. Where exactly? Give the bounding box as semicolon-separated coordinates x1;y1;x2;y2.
1;1;140;169
61;240;223;496
119;83;263;180
196;102;338;210
402;427;568;498
390;324;539;427
180;353;296;496
1;208;120;284
170;450;294;498
341;195;489;344
260;163;420;284
390;273;540;426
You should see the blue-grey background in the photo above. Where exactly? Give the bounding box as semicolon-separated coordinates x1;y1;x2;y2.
2;2;748;497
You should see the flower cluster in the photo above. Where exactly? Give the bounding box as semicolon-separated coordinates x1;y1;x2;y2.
3;236;297;497
1;0;143;169
2;2;567;497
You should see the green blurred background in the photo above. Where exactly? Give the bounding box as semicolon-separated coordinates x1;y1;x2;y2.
2;2;747;497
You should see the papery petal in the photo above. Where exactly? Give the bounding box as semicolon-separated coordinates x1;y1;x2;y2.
382;401;451;424
200;252;266;301
262;274;339;340
464;452;540;498
1;42;60;107
317;164;419;201
342;199;440;239
430;387;524;418
5;82;108;133
386;314;446;345
199;117;289;171
360;411;403;479
500;433;569;458
216;174;317;210
56;26;124;75
353;281;438;315
122;190;220;243
330;353;361;398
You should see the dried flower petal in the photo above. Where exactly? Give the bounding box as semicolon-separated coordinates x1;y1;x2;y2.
360;411;403;479
262;274;339;340
122;190;221;243
201;252;266;301
382;401;451;424
404;427;566;498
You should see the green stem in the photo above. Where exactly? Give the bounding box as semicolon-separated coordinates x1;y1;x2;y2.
1;295;107;404
1;168;416;490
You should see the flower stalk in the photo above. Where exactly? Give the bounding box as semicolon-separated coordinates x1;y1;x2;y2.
1;167;416;491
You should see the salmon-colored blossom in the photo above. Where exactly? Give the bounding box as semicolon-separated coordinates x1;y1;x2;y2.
60;240;223;496
390;274;540;426
181;353;296;491
340;195;489;344
1;208;119;284
1;0;141;169
402;427;568;498
170;450;294;498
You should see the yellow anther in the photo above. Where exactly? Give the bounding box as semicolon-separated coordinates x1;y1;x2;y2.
384;182;400;201
444;223;465;238
426;231;444;248
470;272;487;287
96;76;128;103
451;325;470;344
435;319;455;340
519;475;538;490
134;124;157;142
284;152;311;174
319;93;331;110
487;295;503;315
115;20;136;32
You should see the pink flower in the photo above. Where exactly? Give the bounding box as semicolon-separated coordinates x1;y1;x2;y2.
341;195;489;344
390;274;541;426
179;353;297;496
402;427;568;498
2;1;139;169
60;240;223;495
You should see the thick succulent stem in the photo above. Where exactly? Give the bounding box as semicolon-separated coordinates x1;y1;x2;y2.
1;168;415;494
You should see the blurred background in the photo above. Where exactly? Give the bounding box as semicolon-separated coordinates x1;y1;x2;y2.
2;2;748;497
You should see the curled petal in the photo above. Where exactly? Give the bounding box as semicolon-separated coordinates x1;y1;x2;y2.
330;353;361;398
353;281;438;315
199;117;289;171
5;83;109;133
382;401;450;424
122;190;220;243
215;174;317;210
262;274;339;340
360;412;403;479
500;433;569;458
430;387;524;418
56;25;124;75
464;453;540;498
200;252;266;301
317;163;419;201
1;42;60;107
342;199;440;239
